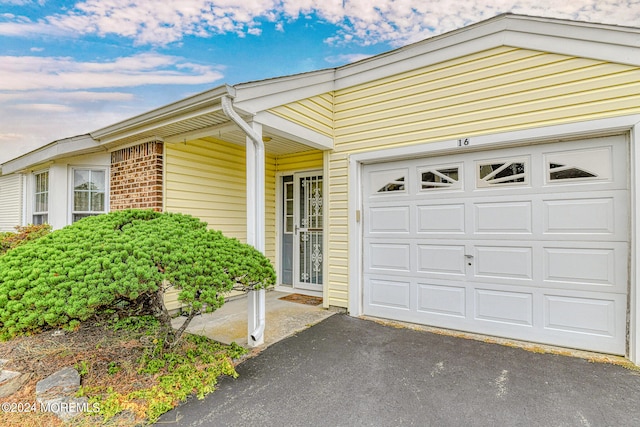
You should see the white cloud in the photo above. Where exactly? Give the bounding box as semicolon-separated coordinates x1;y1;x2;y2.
0;53;224;91
0;53;225;164
1;1;638;47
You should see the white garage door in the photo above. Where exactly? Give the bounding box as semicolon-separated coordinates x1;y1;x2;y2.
363;135;629;354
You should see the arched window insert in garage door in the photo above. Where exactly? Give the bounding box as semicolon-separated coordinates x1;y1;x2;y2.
544;147;612;183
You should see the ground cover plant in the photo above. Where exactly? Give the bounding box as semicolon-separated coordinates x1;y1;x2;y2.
0;224;51;255
0;209;276;343
0;314;249;426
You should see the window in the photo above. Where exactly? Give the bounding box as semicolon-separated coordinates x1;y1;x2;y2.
419;165;461;190
72;169;106;222
477;157;528;188
369;168;408;195
283;177;294;234
544;147;611;183
33;171;48;225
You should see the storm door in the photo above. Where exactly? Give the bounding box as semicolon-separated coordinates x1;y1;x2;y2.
293;172;323;290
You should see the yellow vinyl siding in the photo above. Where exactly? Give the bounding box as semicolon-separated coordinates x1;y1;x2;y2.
166;139;247;240
275;150;323;173
0;174;23;232
269;93;334;138
325;46;640;308
334;47;640;152
164;139;278;311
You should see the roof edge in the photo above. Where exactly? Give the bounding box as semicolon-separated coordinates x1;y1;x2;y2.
1;134;103;174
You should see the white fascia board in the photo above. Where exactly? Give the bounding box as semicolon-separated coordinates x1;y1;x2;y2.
233;70;335;113
91;84;234;142
1;135;103;175
335;14;640;90
254;111;334;151
93;103;224;147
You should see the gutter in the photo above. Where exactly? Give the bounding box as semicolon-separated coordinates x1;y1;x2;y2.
220;95;266;346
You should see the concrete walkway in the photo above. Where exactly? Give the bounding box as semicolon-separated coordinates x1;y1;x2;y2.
171;290;335;348
158;314;640;427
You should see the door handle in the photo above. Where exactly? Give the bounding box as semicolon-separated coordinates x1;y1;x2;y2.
464;254;474;259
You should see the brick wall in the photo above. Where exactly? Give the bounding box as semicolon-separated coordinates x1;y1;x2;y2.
110;141;163;211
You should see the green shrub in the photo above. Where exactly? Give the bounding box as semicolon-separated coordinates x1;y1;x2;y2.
0;223;51;255
0;210;276;341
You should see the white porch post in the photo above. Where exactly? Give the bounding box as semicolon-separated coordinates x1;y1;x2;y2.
246;121;265;347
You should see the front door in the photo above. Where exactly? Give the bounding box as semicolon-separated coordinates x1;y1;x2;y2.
287;171;323;291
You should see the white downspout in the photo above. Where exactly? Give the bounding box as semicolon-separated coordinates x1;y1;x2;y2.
221;95;266;347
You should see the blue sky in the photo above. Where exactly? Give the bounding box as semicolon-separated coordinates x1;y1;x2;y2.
1;0;638;164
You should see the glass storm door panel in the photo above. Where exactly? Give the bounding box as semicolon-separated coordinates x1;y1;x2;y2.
294;172;323;289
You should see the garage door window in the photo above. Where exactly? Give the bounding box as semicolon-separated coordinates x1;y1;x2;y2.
419;165;461;190
477;157;528;188
545;147;612;183
370;169;408;194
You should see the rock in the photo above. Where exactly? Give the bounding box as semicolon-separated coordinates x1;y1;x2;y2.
0;370;32;398
36;367;84;421
35;366;80;400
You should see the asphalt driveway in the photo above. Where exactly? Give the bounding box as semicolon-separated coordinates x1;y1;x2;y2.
157;314;640;426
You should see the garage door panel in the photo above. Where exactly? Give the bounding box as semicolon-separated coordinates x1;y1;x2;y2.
475;289;534;326
545;247;614;284
544;197;615;234
474;246;533;280
367;206;410;234
367;243;411;272
365;278;411;310
474;201;533;234
417;244;466;276
543;246;623;290
544;294;618;337
417;204;465;233
417;283;466;317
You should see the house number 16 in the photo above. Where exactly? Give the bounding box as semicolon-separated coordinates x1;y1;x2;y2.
457;138;470;146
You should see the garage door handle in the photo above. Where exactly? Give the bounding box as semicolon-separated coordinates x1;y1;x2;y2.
465;254;474;259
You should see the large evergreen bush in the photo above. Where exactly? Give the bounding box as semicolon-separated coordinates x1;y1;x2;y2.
0;210;276;342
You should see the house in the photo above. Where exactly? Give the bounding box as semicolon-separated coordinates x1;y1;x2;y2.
2;14;640;361
0;169;24;232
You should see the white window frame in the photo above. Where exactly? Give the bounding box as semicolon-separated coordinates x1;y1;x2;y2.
32;169;49;225
69;167;109;223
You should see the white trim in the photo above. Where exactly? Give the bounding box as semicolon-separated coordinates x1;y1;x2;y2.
275;171;286;286
2;135;102;175
322;150;330;308
21;174;28;226
630;120;640;364
254;111;334;151
32;169;49;225
348;114;640;363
